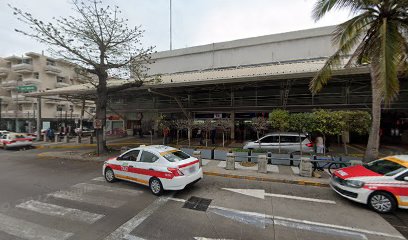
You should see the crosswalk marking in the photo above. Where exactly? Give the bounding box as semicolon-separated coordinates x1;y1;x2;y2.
92;177;106;182
16;200;104;224
72;183;143;196
104;196;170;240
0;212;73;240
48;190;126;208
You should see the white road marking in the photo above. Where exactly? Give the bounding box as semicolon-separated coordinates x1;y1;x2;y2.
0;212;73;240
104;196;170;240
222;188;336;204
167;197;405;240
194;238;234;240
291;166;300;175
217;161;279;173
48;190;126;208
124;234;146;240
92;177;105;182
72;183;143;196
16;200;104;224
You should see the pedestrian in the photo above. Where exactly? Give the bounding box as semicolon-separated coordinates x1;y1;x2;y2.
210;128;216;145
163;126;170;145
315;135;325;154
197;129;203;145
47;128;55;141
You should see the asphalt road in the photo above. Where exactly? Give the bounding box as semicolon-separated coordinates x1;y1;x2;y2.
0;147;407;240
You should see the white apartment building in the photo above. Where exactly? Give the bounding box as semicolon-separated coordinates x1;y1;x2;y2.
0;52;95;132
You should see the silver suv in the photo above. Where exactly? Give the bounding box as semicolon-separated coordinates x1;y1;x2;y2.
243;132;314;153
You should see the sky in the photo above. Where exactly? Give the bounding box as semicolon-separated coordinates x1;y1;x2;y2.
0;0;353;57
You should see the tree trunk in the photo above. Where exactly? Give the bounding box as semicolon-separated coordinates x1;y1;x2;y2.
188;127;191;147
95;72;108;154
222;132;225;147
177;129;179;145
257;131;260;148
365;67;382;161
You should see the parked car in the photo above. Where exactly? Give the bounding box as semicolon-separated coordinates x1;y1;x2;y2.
243;132;314;153
331;155;408;213
0;130;9;138
1;133;33;150
75;127;94;136
103;145;203;195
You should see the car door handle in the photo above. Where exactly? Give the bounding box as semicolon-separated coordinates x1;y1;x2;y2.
149;168;155;171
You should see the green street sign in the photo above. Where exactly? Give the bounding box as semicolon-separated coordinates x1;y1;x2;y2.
16;85;37;93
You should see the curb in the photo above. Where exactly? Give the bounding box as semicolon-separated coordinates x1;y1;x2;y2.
203;171;330;188
33;142;143;149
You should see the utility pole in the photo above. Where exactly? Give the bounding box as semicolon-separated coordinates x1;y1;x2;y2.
15;79;19;132
170;0;172;50
36;97;41;141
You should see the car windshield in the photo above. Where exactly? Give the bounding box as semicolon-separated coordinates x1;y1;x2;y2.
163;151;191;162
363;159;407;176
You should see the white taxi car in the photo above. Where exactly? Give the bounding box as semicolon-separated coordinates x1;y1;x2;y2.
1;133;33;150
103;145;203;195
331;155;408;213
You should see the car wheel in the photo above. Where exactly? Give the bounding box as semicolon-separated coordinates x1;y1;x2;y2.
104;168;116;183
368;192;396;213
149;177;163;196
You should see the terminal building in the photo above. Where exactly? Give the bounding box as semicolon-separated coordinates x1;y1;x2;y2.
27;26;408;143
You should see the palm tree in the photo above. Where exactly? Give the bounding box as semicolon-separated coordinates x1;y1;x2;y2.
310;0;408;161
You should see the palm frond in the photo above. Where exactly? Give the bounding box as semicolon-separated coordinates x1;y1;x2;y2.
374;19;403;104
312;0;365;21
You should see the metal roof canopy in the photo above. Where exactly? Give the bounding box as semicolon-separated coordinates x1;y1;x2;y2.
24;59;370;100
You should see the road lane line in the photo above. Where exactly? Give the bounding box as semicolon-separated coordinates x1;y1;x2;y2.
48;190;126;208
0;212;73;240
16;200;104;224
167;197;405;240
264;193;336;204
104;196;170;240
72;183;143;196
92;177;105;182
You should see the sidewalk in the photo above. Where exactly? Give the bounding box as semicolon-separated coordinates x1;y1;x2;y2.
37;149;330;187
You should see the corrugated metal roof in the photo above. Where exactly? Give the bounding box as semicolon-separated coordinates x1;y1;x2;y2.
24;59;369;97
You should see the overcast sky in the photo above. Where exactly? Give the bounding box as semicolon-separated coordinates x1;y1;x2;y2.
0;0;352;56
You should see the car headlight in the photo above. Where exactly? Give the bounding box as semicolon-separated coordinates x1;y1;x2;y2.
344;180;365;188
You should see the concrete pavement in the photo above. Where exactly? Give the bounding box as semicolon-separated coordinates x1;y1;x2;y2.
0;147;407;240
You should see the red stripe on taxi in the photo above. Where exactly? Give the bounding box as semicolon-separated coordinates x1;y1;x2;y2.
107;164;174;179
179;160;199;168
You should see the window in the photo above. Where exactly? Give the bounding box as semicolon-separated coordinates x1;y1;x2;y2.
57;76;65;83
33;72;39;79
17;75;23;81
46;59;56;66
139;151;159;163
163;151;190;162
280;136;298;143
120;150;140;161
260;136;278;143
57;105;64;111
20;59;32;64
363;159;407;176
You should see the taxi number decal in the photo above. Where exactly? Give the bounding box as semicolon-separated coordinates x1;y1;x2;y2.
121;166;129;171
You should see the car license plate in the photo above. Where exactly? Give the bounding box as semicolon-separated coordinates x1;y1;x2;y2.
189;166;196;173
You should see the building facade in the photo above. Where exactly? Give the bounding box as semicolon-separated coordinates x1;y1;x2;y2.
28;26;408;143
0;52;94;132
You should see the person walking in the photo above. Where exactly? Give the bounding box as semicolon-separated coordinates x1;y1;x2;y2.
163;126;170;145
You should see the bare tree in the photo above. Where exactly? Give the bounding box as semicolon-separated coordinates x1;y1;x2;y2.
217;119;233;147
173;119;187;146
250;117;269;148
197;120;214;147
10;0;154;153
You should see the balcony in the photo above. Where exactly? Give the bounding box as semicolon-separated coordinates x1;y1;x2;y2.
0;80;17;89
10;96;34;104
45;65;61;75
12;63;34;73
56;82;70;88
22;78;41;85
0;67;9;77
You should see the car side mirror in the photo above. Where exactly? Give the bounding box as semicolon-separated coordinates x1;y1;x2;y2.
404;176;408;182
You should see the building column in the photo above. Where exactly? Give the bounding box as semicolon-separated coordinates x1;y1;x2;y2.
230;111;235;140
36;97;41;141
